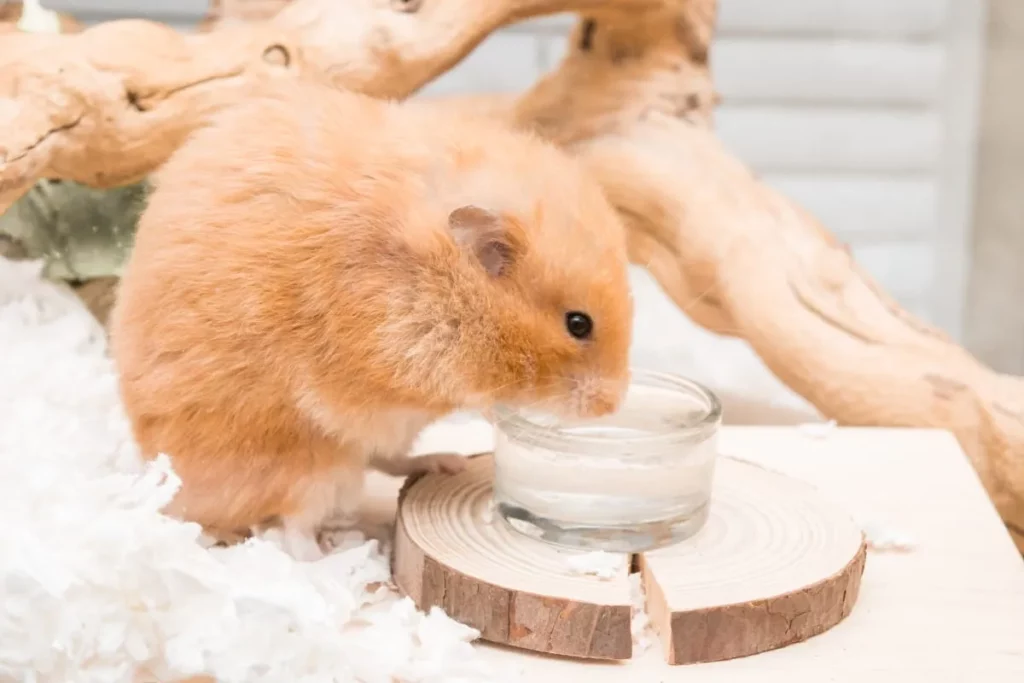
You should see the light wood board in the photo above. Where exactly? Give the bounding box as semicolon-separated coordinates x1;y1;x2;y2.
164;423;1024;682
381;422;1024;681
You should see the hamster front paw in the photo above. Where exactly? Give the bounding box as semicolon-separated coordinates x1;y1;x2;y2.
410;452;468;475
370;452;467;478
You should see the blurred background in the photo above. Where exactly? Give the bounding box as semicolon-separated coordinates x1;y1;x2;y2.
10;0;1023;375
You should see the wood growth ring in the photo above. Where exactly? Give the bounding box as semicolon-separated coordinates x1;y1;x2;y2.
393;454;867;665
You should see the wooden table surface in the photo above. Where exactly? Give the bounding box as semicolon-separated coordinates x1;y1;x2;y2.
378;421;1024;682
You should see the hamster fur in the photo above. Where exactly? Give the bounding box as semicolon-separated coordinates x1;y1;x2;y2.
108;78;633;559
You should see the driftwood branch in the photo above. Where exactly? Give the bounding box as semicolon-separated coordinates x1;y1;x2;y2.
0;0;662;213
1;0;1021;551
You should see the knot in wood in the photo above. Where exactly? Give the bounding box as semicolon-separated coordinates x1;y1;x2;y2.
261;44;290;68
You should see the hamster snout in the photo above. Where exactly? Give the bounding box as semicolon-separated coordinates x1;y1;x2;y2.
571;374;630;418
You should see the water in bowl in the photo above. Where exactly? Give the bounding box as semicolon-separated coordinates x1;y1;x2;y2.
493;399;718;553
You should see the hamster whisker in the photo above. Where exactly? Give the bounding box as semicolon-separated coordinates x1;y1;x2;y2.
469;374;583;407
483;387;595;428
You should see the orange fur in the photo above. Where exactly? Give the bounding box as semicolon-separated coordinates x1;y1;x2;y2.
109;78;633;555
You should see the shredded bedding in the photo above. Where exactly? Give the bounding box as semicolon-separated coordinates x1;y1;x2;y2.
0;260;495;683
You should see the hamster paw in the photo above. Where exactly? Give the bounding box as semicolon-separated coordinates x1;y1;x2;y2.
371;452;467;477
270;523;326;562
415;452;468;475
318;526;363;554
317;512;361;553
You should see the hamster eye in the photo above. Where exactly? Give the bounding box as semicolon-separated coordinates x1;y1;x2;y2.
565;311;593;340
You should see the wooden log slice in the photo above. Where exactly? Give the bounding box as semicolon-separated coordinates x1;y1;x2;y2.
393;454;635;660
640;457;867;665
395;454;866;664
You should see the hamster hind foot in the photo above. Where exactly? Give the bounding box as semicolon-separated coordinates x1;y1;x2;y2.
258;523;325;562
266;513;369;560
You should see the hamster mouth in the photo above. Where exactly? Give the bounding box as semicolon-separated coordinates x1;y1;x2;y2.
508;386;621;422
580;393;619;419
568;375;628;419
481;374;627;423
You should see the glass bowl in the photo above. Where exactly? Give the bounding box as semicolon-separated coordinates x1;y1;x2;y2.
491;368;721;553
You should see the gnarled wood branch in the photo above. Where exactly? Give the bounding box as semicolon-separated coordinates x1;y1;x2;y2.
0;0;662;213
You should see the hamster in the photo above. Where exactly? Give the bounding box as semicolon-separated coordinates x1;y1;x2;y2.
108;78;633;560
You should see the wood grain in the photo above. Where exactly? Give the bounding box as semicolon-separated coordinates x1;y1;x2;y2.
640;457;866;664
393;455;634;660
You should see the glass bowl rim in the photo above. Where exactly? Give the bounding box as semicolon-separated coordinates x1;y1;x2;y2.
492;368;722;452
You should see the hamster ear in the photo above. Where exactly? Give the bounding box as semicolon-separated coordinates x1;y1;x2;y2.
447;205;515;277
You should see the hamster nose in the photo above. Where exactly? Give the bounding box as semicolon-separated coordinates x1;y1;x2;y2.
576;376;628;418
